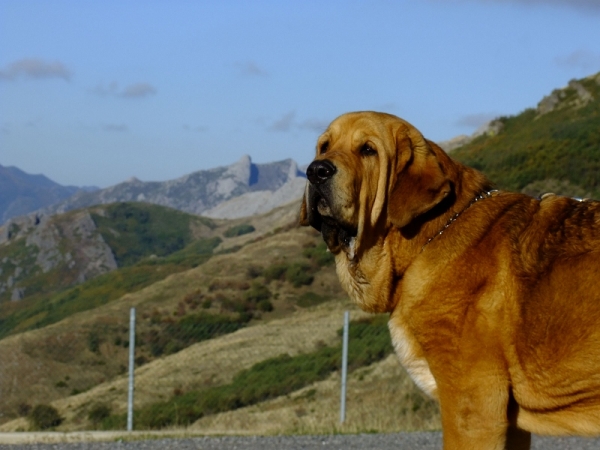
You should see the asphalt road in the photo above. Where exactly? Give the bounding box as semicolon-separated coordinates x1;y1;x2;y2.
1;433;600;450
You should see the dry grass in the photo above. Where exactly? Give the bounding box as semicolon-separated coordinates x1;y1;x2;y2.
0;202;341;426
188;355;441;435
0;301;363;432
0;199;440;435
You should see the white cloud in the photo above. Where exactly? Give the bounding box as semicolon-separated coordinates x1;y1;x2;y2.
235;61;268;77
90;81;157;99
120;82;157;99
90;81;120;97
299;118;329;133
0;58;72;81
103;124;129;132
456;112;500;128
269;111;296;132
555;50;600;70
266;113;331;133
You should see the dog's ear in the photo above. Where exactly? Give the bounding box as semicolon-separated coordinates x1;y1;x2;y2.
387;130;451;228
299;184;310;226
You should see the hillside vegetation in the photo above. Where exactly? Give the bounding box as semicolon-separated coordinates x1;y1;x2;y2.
0;202;352;427
0;203;220;338
2;72;600;435
0;199;440;434
452;72;600;198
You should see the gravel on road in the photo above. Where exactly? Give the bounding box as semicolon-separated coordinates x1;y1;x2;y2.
1;433;600;450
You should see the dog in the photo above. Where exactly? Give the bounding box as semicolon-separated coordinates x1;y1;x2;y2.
299;111;600;449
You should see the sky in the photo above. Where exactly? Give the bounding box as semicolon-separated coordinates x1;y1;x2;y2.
1;0;600;188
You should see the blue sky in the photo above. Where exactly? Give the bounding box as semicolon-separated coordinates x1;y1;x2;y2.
1;0;599;188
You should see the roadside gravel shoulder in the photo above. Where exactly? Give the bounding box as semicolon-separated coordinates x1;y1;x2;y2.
1;432;600;450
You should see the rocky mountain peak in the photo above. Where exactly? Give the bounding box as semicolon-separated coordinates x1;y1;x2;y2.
225;154;253;186
13;156;307;221
537;73;599;116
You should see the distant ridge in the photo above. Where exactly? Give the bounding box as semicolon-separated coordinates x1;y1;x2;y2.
38;155;306;220
0;165;97;225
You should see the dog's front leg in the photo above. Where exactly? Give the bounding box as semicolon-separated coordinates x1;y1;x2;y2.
505;426;531;450
436;375;531;450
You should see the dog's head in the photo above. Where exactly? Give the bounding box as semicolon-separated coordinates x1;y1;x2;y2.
300;111;453;258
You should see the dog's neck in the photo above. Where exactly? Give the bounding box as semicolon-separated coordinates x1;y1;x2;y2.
420;189;500;253
335;160;492;314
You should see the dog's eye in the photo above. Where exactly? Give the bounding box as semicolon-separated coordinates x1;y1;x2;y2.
320;141;329;154
360;144;377;156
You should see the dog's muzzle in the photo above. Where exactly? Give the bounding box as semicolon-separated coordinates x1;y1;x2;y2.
304;159;357;256
305;159;337;231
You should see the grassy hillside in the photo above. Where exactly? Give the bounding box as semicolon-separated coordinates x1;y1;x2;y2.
0;203;221;338
0;237;222;339
0;200;439;434
91;202;216;267
99;314;397;430
452;72;600;198
0;202;352;428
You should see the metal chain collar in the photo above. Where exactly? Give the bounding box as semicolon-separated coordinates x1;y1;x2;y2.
421;190;499;253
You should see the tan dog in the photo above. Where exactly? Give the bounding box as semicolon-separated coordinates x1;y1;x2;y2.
299;111;600;449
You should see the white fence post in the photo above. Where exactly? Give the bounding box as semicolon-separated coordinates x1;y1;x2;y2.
127;307;136;431
340;310;349;424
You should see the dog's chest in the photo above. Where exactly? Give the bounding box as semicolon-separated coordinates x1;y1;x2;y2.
388;320;438;398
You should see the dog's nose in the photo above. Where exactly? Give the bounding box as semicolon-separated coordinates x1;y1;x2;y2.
306;160;336;185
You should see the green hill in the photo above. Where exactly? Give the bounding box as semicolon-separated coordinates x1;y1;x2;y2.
0;202;359;431
451;72;600;198
91;202;216;267
0;203;220;338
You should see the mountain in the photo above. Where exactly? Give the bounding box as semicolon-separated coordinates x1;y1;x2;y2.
0;202;219;310
40;155;306;220
0;154;307;310
0;165;97;225
448;72;600;198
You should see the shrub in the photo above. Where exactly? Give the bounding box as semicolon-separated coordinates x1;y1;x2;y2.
143;312;249;357
296;292;328;308
262;263;287;281
263;261;315;287
285;262;314;287
87;331;101;354
88;403;111;426
244;282;271;303
29;404;62;430
246;265;263;278
209;279;250;291
257;299;274;312
224;224;255;238
17;403;31;417
303;242;334;266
